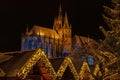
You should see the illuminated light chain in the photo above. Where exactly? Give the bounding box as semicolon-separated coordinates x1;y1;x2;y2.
104;67;109;76
17;49;45;79
57;57;79;80
79;62;95;80
17;49;97;80
103;6;120;19
94;64;100;76
57;57;68;77
67;57;79;80
40;51;57;80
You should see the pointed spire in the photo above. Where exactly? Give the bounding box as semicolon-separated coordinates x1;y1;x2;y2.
63;12;69;28
53;17;57;30
53;4;63;31
59;4;62;14
58;4;62;21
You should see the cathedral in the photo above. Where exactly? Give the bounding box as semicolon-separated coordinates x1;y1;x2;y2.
0;1;120;79
21;5;72;58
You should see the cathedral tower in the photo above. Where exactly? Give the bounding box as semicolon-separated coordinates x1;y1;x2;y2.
53;5;63;33
62;12;72;56
53;5;72;56
53;5;72;38
21;4;72;57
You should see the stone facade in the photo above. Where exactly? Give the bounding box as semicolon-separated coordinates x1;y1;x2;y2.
21;5;72;58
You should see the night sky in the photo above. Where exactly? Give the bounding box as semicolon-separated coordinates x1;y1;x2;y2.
0;0;105;52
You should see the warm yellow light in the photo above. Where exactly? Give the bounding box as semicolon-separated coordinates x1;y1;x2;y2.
37;32;45;36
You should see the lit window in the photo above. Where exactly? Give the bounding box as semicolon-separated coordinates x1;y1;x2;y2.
87;55;94;66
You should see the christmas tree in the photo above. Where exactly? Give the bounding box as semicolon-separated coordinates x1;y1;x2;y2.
98;0;120;79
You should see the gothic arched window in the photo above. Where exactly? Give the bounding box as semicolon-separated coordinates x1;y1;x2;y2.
28;36;33;50
37;36;41;48
87;55;94;66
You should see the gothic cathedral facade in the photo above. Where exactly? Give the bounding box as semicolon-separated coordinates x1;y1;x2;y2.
21;5;72;58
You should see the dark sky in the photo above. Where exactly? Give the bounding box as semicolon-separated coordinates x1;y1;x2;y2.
0;0;104;52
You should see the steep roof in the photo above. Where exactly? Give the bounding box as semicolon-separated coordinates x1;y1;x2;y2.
0;50;37;78
0;49;97;79
73;35;98;48
0;53;13;63
29;25;60;39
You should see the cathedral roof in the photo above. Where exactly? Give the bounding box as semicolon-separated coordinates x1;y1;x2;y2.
72;35;100;66
73;35;98;50
29;25;60;39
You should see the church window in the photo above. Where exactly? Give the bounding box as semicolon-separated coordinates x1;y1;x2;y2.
87;55;94;66
28;37;33;49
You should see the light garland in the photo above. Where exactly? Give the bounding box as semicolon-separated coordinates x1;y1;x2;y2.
39;51;57;80
17;49;42;79
16;49;98;80
79;61;95;80
17;49;57;79
57;57;79;80
67;57;79;80
94;64;100;76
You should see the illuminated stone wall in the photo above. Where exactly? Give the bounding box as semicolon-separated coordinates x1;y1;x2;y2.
21;5;72;58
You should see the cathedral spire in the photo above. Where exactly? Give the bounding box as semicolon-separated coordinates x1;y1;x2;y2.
53;4;63;31
63;12;69;28
59;4;62;14
53;17;57;29
58;4;62;23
